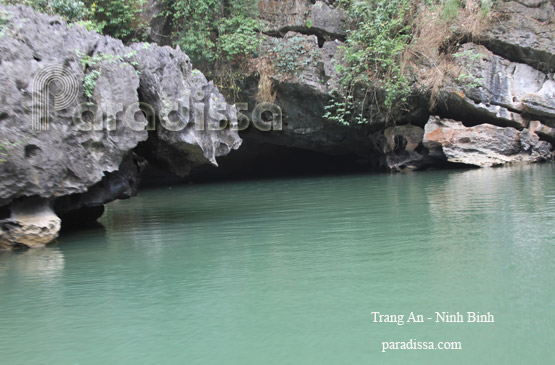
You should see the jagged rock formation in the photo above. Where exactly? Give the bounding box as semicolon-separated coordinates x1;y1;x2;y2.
0;5;241;249
1;0;555;248
480;0;554;73
259;0;347;40
219;0;554;172
423;116;551;167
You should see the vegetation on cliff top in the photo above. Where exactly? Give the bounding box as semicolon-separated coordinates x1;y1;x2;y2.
325;0;494;125
0;0;149;40
1;0;496;125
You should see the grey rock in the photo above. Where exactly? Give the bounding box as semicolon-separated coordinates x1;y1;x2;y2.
53;152;146;220
380;125;440;171
0;5;240;247
441;43;554;127
145;0;172;46
260;0;346;39
423;116;553;167
529;120;555;143
244;32;428;158
0;5;147;208
0;197;60;250
481;0;554;73
131;44;242;176
307;1;347;39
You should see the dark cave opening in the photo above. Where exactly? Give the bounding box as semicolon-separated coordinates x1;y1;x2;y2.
140;139;382;188
0;205;11;220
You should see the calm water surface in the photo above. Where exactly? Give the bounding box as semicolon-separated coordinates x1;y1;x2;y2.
1;165;554;364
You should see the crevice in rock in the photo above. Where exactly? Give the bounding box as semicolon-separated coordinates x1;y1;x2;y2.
0;205;10;220
436;107;525;130
439;32;475;55
440;33;553;74
477;39;554;74
53;152;146;227
264;26;345;45
513;0;545;9
24;144;40;159
434;91;529;130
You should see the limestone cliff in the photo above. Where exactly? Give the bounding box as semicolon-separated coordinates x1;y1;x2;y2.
1;1;555;248
0;5;241;249
153;0;553;173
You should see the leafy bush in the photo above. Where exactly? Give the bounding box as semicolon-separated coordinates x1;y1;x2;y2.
86;0;148;41
324;0;414;125
166;0;261;66
325;0;494;126
0;8;13;37
0;0;89;21
0;0;147;41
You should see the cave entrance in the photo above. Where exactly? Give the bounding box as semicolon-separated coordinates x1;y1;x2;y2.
140;139;381;187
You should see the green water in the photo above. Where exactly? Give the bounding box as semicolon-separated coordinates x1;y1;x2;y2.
1;165;554;364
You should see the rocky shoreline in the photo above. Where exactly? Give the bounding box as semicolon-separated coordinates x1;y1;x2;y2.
1;1;554;249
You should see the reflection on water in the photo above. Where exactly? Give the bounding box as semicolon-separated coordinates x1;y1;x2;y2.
0;165;554;364
0;247;65;283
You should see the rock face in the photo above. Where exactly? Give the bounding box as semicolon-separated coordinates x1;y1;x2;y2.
131;44;241;176
235;30;427;161
139;0;553;175
227;0;555;172
0;198;61;249
260;0;347;40
2;1;555;248
480;0;555;73
439;43;555;129
0;5;241;249
423;116;552;167
380;125;439;172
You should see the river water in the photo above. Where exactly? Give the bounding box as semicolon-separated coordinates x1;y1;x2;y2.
1;165;554;364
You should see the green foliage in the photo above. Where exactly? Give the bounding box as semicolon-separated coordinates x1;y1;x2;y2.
166;0;261;65
75;49;139;98
268;35;319;79
84;0;147;41
453;49;486;88
439;0;462;21
479;0;494;17
456;72;484;88
217;15;260;59
82;69;100;98
0;8;13;37
1;0;147;41
0;139;23;164
0;0;89;21
453;49;483;61
326;0;414;126
327;0;493;126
